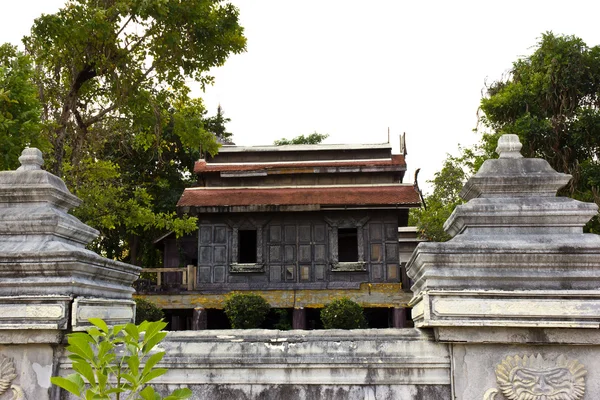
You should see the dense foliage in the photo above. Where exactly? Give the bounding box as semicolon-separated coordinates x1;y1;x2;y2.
0;43;46;170
134;298;164;325
224;293;271;329
51;318;191;400
412;32;600;240
320;298;367;329
0;0;246;264
205;104;234;145
274;132;329;145
409;147;483;242
480;32;600;232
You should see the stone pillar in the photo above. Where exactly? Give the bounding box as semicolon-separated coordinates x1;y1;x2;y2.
192;307;207;330
392;307;407;328
292;307;306;330
0;148;140;399
407;134;600;399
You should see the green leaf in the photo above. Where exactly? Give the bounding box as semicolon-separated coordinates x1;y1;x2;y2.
127;354;140;376
142;352;164;376
142;331;167;354
113;325;125;336
72;360;96;385
139;368;167;385
104;387;126;394
89;318;109;333
51;374;84;397
124;323;140;342
120;372;137;385
139;385;159;400
164;388;193;400
143;320;167;341
67;335;95;361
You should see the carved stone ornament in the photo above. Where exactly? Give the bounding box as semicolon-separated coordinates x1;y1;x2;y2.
483;354;586;400
0;355;24;400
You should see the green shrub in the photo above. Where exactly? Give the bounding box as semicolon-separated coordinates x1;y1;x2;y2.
273;309;292;330
320;298;368;329
135;297;164;325
224;293;270;329
51;318;191;400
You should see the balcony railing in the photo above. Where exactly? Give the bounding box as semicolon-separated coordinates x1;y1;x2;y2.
134;265;197;292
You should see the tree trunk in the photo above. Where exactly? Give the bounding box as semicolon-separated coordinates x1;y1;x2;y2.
130;234;140;266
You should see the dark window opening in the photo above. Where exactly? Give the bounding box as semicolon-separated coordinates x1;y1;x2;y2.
207;309;231;329
364;307;392;328
239;229;257;263
263;308;293;330
163;309;193;331
338;228;358;262
306;307;324;330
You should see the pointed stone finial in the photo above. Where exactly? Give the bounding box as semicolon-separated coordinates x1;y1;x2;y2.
16;148;44;171
496;134;523;159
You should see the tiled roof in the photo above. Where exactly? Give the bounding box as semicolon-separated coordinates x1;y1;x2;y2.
177;184;421;208
194;155;406;174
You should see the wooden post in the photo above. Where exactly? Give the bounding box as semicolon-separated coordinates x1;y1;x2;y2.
171;315;181;331
187;265;195;291
192;307;207;330
156;270;161;287
292;307;306;330
393;307;407;328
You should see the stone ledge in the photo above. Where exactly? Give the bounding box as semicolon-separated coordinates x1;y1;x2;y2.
71;298;136;331
57;328;451;386
411;290;600;329
0;296;71;330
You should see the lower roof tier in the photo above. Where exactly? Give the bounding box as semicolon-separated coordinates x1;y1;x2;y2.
177;184;421;211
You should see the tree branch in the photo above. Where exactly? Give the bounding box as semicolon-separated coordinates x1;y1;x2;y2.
84;103;120;127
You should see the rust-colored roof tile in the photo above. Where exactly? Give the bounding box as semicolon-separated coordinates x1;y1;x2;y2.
177;185;421;207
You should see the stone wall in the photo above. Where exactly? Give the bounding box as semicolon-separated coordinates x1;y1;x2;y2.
5;136;600;400
56;329;451;400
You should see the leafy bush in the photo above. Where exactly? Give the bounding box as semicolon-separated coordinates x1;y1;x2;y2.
320;298;367;329
224;293;270;329
135;297;164;325
273;309;292;330
51;318;191;400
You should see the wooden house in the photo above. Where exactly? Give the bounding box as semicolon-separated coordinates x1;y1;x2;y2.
139;140;422;329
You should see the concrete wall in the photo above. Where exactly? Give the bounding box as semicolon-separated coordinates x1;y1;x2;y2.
56;328;451;400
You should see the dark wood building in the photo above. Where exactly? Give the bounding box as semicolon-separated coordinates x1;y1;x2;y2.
140;141;422;329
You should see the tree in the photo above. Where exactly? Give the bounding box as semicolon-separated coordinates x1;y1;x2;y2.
409;147;482;241
274;132;329;145
480;32;600;232
204;104;234;145
416;32;600;241
0;43;46;170
25;0;246;176
20;0;246;263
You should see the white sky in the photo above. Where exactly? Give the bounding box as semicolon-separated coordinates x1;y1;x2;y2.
3;1;600;193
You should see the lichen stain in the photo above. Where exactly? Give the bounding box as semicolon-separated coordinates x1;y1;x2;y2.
32;362;52;389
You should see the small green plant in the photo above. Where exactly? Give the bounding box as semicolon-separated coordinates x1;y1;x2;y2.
320;298;368;329
134;298;164;325
51;318;191;400
273;309;292;330
224;293;270;329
